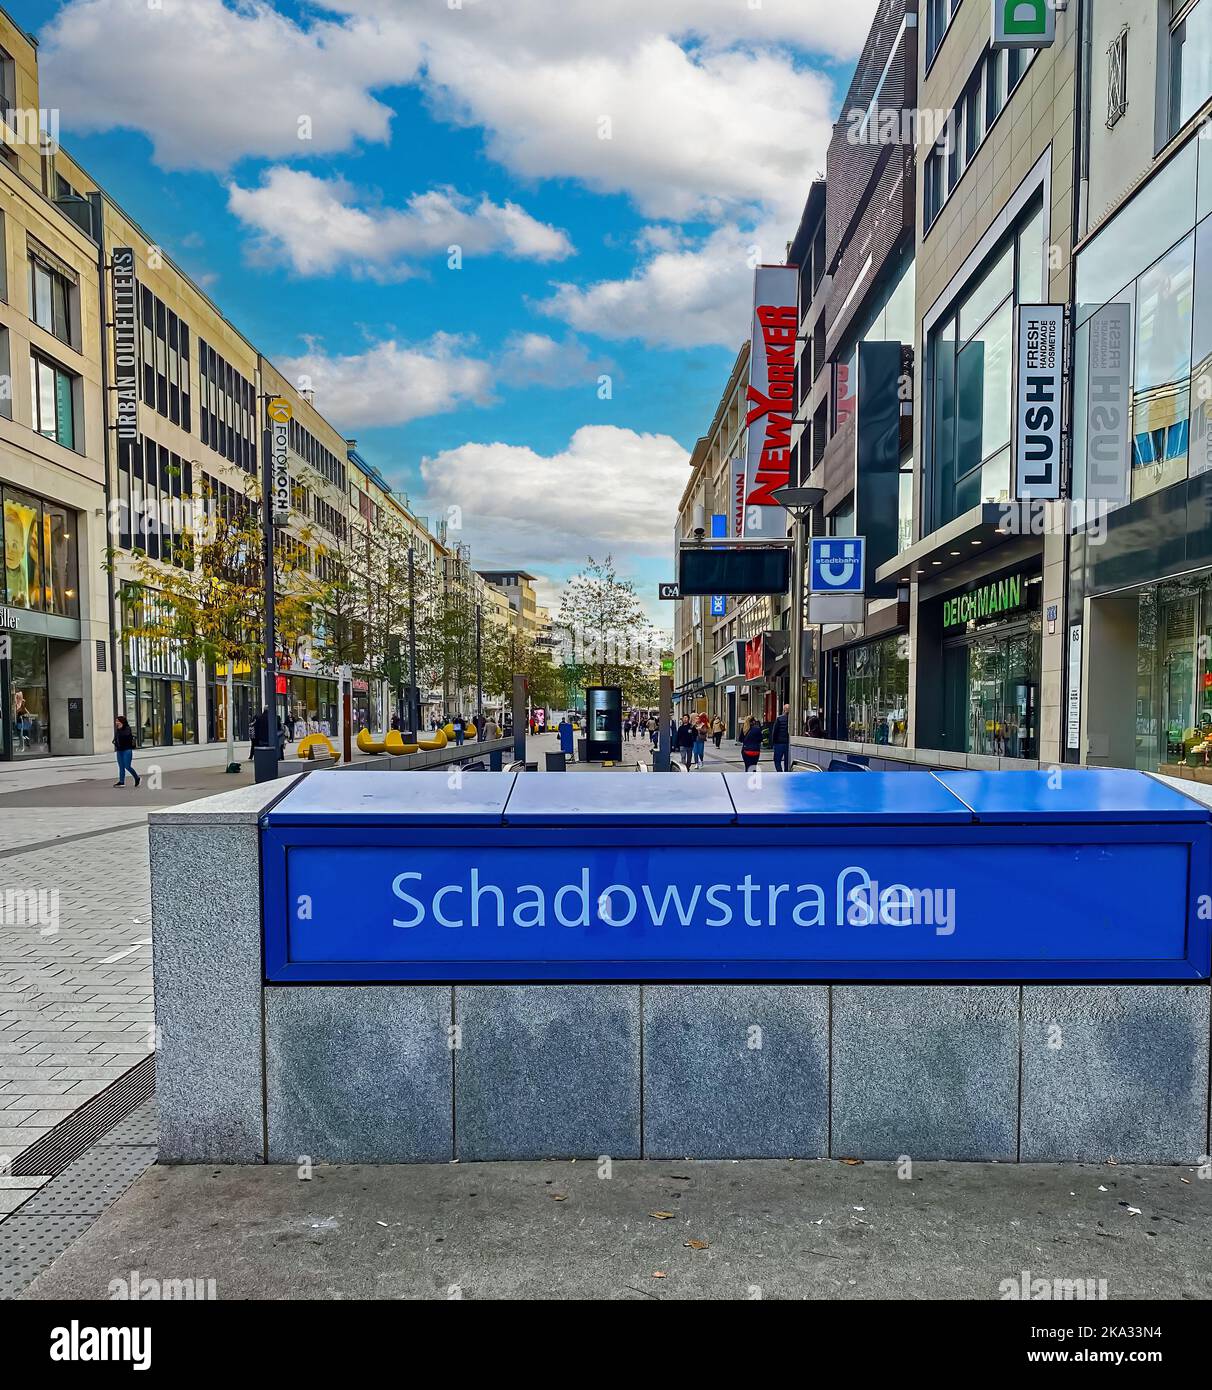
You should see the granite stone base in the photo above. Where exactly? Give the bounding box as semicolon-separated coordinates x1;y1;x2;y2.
453;985;641;1160
1020;985;1211;1163
266;985;453;1163
831;986;1020;1161
643;985;828;1158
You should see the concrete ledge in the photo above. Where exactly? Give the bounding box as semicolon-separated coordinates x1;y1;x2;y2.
265;985;453;1163
832;986;1020;1161
1020;985;1211;1163
642;985;828;1158
454;985;641;1160
152;819;268;1164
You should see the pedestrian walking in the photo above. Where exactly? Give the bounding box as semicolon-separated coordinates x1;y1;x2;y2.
772;701;791;772
712;715;725;748
112;715;141;787
740;714;763;771
648;716;659;748
453;714;466;746
675;715;696;769
692;717;707;766
558;715;574;760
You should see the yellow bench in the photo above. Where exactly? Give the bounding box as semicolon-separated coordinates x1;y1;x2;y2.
297;732;340;762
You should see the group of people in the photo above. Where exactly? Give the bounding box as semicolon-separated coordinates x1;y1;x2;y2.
670;703;800;772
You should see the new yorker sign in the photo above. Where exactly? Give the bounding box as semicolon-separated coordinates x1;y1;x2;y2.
943;572;1029;629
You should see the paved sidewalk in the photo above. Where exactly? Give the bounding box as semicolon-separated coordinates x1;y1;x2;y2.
20;1156;1212;1300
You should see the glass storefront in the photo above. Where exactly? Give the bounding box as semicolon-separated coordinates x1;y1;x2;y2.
1134;573;1212;771
934;569;1043;758
206;661;256;746
5;632;51;757
844;635;909;745
3;485;79;615
123;674;197;748
283;674;337;737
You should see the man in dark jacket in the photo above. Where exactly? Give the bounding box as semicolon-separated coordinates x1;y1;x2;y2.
772;702;791;772
675;715;696;769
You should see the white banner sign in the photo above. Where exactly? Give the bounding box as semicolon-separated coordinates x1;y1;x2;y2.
1066;623;1082;753
268;397;292;524
742;265;799;538
1084;302;1132;503
729;455;747;538
992;0;1055;49
1014;304;1064;501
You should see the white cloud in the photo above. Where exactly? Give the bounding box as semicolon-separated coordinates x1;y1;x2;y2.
277;334;494;428
226;167;573;279
40;0;420;170
424;37;835;224
497;332;607;388
418;425;689;569
539;221;784;349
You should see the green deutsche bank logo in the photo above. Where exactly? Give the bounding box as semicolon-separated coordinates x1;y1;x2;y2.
991;0;1055;48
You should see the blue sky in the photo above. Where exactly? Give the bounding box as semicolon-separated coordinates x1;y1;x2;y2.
13;0;871;622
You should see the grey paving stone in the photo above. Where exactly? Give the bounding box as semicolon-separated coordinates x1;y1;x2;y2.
151;821;265;1163
1021;985;1211;1163
642;985;829;1158
454;985;641;1160
266;986;452;1164
832;986;1020;1161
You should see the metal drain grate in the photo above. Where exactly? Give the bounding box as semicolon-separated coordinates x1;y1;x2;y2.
0;1214;96;1300
11;1054;155;1177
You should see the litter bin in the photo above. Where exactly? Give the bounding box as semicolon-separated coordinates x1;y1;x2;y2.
545;751;567;772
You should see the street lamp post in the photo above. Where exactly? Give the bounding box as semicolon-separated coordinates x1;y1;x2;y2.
475;601;483;730
772;485;825;738
407;545;418;735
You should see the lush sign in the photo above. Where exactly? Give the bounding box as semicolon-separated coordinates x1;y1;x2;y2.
943;572;1027;629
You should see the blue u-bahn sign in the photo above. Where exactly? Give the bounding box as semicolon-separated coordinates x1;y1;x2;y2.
260;769;1212;983
809;536;865;593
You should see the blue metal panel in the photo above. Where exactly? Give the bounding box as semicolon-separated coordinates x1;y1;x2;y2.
725;771;971;824
502;772;735;825
931;768;1206;823
258;770;1212;983
265;769;516;826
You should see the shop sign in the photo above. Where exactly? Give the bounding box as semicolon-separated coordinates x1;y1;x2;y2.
943;572;1028;629
1067;624;1082;752
744;634;764;681
660;657;674;677
267;397;292;525
0;607;20;631
992;0;1055;49
1085;302;1131;502
1013;304;1064;500
742;266;798;538
729;456;746;537
111;248;139;445
810;536;865;594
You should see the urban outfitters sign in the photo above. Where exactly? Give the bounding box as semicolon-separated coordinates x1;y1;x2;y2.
943;572;1027;629
992;0;1055;49
111;247;139;446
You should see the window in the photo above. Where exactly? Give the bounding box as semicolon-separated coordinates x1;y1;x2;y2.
2;485;78;615
29;254;73;345
29;352;77;450
846;636;909;745
925;0;961;69
1107;27;1128;128
139;287;191;429
1170;0;1212;138
198;340;255;472
923;43;1035;233
0;326;10;419
926;202;1043;530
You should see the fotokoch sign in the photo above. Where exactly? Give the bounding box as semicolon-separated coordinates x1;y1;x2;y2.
259;768;1212;983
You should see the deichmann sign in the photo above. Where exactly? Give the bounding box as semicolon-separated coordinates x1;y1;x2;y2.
991;0;1055;49
742;266;798;538
267;396;292;524
1013;304;1064;500
111;248;139;446
943;572;1028;629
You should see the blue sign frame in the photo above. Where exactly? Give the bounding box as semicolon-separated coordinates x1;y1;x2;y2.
809;536;865;593
260;770;1212;984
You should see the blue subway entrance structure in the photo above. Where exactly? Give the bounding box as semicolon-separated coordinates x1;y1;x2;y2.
261;769;1211;983
151;768;1212;1165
